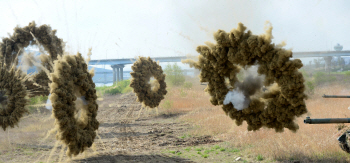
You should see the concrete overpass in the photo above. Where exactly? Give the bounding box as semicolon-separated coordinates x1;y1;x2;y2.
89;51;350;84
93;69;199;84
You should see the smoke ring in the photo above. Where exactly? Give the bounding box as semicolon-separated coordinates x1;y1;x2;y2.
183;23;307;132
0;66;29;131
0;21;65;97
50;53;99;157
130;57;167;108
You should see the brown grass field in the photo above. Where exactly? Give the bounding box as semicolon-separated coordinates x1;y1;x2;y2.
159;77;350;162
1;76;350;162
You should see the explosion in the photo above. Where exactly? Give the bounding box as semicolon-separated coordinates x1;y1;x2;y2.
130;57;167;108
0;22;99;157
50;53;99;157
183;22;307;132
0;62;30;131
0;21;65;97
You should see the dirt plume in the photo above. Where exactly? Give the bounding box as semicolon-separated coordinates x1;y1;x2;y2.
0;21;65;97
130;57;167;108
0;63;30;131
49;53;99;157
182;22;307;132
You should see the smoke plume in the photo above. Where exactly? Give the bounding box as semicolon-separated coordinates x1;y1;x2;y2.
182;22;307;132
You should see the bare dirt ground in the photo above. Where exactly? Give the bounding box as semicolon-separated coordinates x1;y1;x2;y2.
0;93;226;163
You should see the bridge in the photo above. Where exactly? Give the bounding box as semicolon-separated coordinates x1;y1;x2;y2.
92;69;199;84
88;50;350;84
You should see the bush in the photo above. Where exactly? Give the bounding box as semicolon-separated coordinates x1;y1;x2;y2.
305;81;315;95
164;63;185;86
96;80;132;95
29;95;48;105
345;71;350;76
161;100;173;109
104;87;121;95
121;86;133;93
183;81;192;89
180;88;187;97
28;95;48;113
257;154;264;161
313;71;336;85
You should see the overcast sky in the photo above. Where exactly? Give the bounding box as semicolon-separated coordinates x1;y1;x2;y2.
0;0;349;68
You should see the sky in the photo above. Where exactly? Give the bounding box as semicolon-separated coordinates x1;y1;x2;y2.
0;0;350;70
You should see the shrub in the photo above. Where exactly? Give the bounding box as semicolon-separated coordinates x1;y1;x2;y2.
183;81;192;89
313;71;336;85
161;100;173;109
345;71;350;76
180;88;187;97
164;63;185;86
121;86;133;93
104;87;121;95
96;80;132;95
28;95;48;113
29;95;48;105
306;81;315;95
257;154;264;161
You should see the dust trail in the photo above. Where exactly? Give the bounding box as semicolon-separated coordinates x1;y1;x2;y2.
170;29;195;43
119;106;136;154
85;47;93;64
19;51;37;73
182;22;307;132
58;145;66;163
7;130;13;150
46;141;60;163
96;131;107;151
185;12;212;37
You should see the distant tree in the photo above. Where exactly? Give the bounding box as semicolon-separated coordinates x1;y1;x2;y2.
340;58;345;69
313;59;320;69
164;63;185;86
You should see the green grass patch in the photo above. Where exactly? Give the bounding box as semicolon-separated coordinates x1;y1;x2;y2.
183;81;192;89
96;80;132;95
195;147;203;151
179;134;192;139
257;154;264;161
29;95;48;105
27;95;48;113
204;149;214;154
213;145;221;150
164;63;185;86
161;99;173;109
229;148;240;153
184;147;191;152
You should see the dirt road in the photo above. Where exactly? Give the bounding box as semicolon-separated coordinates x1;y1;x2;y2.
0;93;222;163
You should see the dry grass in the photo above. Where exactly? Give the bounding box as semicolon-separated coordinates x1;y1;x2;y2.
0;113;55;150
160;77;350;162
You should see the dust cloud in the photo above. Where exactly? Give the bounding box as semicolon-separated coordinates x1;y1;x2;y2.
130;57;167;108
183;22;307;132
0;63;30;131
49;53;99;157
0;21;65;97
0;22;99;158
